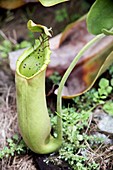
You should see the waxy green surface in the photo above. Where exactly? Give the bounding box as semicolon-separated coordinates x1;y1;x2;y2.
87;0;113;35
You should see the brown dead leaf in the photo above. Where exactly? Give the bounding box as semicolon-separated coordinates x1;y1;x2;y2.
60;50;113;98
0;0;37;9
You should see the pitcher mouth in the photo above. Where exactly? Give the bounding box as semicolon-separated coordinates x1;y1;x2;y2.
16;20;52;79
16;35;51;79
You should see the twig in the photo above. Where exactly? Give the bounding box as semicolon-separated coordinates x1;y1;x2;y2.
0;30;8;40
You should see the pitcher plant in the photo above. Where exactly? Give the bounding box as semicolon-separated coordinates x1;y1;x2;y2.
15;0;113;154
15;21;62;154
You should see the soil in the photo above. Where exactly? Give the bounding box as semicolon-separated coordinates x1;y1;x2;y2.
0;1;95;170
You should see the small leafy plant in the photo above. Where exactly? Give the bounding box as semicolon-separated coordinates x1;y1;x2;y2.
0;40;12;58
73;77;113;112
0;134;27;159
49;105;104;169
0;39;32;58
93;78;113;104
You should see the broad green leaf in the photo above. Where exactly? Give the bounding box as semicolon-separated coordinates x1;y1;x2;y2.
87;0;113;35
39;0;69;6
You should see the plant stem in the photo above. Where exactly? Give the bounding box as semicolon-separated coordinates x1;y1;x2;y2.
56;33;105;140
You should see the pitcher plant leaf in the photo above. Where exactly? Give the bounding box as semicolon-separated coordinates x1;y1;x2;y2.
87;0;113;35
